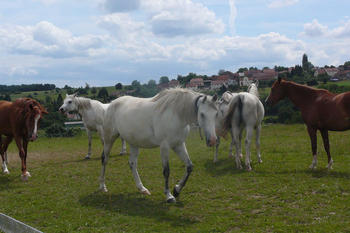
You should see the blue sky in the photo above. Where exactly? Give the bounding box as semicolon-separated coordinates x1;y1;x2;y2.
0;0;350;87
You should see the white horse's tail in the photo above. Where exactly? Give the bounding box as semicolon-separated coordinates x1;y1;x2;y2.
222;94;243;134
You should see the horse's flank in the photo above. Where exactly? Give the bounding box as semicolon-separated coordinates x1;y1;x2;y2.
278;80;350;131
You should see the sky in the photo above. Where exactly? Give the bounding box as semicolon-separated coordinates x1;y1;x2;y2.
0;0;350;87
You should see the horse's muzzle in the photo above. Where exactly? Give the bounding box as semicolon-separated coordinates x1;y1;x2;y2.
206;136;217;147
29;134;37;141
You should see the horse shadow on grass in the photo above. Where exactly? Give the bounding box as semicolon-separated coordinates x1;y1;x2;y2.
255;167;350;179
204;158;247;176
0;175;20;191
79;192;197;227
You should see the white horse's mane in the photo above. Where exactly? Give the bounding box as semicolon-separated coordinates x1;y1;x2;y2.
71;95;93;110
152;87;202;122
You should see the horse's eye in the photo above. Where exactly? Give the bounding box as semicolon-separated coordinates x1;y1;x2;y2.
200;113;205;118
68;101;72;104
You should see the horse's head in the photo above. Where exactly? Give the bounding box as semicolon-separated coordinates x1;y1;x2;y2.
59;93;78;116
265;77;286;106
195;94;218;147
215;92;236;136
24;99;48;141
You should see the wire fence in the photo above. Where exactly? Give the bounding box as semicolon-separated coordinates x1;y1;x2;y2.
0;213;43;233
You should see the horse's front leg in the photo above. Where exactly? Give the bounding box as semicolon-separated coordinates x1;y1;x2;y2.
129;146;150;195
85;129;92;159
213;136;220;163
320;129;333;170
307;126;318;169
160;144;175;203
172;142;193;199
99;135;117;192
14;137;30;181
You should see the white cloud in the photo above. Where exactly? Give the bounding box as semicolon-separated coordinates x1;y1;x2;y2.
302;19;350;39
302;19;328;37
143;0;225;37
229;0;237;35
268;0;298;8
0;21;104;58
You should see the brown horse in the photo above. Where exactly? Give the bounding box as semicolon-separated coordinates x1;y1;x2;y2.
266;77;350;170
0;98;48;180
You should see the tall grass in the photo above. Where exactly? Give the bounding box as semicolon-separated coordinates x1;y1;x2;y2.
1;124;350;232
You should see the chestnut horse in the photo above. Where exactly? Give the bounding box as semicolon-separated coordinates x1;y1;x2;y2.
266;77;350;170
0;98;48;180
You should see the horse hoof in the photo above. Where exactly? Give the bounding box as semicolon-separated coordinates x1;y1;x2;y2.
21;174;29;181
309;164;316;170
84;156;91;160
119;151;127;156
141;189;151;195
246;167;252;171
167;197;176;203
173;186;180;198
239;154;243;159
99;185;108;192
258;159;263;163
3;170;9;174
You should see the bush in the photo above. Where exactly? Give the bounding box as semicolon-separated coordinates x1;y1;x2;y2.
45;124;81;138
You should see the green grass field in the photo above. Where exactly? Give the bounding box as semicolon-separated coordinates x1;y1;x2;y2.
1;124;350;232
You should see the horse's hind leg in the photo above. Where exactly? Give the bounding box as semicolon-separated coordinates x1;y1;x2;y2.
232;127;242;169
160;144;175;202
99;135;117;192
245;126;253;171
0;140;9;174
214;136;220;163
256;124;262;163
320;129;333;170
129;146;150;195
119;138;127;155
172;142;193;198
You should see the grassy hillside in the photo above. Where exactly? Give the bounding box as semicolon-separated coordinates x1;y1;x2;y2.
1;124;350;232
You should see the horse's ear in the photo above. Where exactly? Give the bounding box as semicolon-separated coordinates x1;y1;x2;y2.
255;80;259;87
212;94;217;102
202;96;207;103
73;92;78;97
278;77;282;84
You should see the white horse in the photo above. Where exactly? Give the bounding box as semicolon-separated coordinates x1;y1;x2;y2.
218;82;265;170
100;88;218;203
59;94;127;159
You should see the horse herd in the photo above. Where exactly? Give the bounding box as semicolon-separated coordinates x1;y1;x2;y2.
1;77;350;203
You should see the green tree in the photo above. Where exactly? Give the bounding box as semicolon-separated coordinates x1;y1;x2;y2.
148;80;157;87
57;93;63;106
115;83;123;90
159;76;169;84
97;87;109;102
91;87;97;94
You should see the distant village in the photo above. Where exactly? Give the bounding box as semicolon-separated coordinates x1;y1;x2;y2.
156;65;350;91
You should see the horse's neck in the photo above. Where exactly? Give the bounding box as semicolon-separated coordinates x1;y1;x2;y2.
76;97;92;116
285;82;317;110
